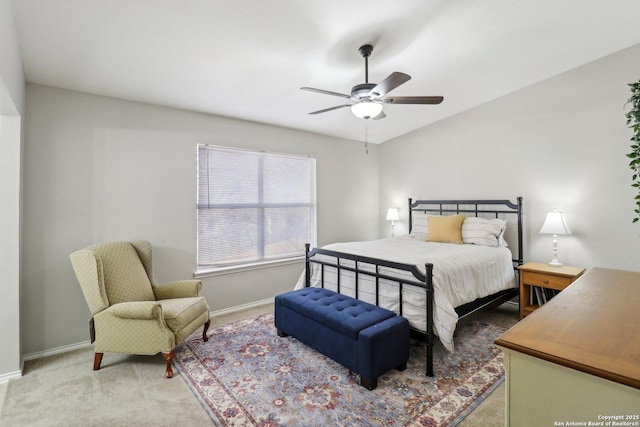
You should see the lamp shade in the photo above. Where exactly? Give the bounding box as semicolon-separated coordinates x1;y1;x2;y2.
351;101;383;119
539;210;571;235
385;208;399;221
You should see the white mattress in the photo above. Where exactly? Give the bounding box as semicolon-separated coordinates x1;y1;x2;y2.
295;235;516;353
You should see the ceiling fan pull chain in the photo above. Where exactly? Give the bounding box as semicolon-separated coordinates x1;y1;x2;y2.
364;120;369;154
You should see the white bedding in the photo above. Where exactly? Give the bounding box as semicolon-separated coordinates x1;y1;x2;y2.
294;235;516;353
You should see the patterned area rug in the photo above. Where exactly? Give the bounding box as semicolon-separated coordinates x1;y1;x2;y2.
174;314;506;427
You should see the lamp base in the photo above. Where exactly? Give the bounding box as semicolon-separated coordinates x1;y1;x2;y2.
548;259;563;267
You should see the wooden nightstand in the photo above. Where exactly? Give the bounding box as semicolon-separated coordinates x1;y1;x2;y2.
518;262;585;319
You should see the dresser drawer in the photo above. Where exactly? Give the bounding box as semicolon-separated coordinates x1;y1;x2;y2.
522;271;572;291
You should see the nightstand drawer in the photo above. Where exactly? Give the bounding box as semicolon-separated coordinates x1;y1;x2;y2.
522;271;571;291
518;262;585;319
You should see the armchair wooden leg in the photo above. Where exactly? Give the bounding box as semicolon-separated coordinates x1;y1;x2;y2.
162;350;175;378
203;319;211;342
93;352;103;370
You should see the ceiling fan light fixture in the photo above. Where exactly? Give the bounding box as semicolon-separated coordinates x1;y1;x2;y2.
351;101;383;119
302;44;443;118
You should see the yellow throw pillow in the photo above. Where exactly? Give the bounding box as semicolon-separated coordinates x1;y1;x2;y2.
427;214;465;244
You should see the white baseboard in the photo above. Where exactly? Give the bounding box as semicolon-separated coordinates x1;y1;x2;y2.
22;340;92;363
18;298;275;366
210;297;274;317
0;369;22;384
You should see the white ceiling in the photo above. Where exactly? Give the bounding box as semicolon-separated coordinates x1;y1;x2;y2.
10;0;640;143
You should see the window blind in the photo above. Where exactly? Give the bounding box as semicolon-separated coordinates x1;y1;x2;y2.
197;145;316;268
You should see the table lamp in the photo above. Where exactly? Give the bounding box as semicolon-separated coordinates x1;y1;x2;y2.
539;209;571;267
386;208;399;237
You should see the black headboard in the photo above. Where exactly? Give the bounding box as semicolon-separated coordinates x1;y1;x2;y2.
408;197;524;267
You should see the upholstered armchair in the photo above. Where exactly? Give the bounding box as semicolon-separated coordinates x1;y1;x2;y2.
70;241;210;378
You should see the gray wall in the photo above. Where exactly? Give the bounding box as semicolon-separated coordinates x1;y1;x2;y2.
21;84;379;355
379;43;640;271
14;39;640;361
0;0;25;380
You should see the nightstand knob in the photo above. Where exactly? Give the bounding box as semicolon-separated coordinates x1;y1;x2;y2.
543;279;549;284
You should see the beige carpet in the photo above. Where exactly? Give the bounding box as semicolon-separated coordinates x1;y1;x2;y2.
0;302;517;426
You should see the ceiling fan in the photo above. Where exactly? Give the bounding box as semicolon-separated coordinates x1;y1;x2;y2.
301;44;443;120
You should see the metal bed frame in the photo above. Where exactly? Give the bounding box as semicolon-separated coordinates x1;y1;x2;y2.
304;197;523;376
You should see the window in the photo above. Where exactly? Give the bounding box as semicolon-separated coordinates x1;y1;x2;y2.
197;145;316;269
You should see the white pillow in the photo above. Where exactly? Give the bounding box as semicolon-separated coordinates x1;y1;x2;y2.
461;217;507;247
410;212;429;240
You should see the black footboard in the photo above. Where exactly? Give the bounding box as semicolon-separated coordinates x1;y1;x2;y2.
304;243;436;376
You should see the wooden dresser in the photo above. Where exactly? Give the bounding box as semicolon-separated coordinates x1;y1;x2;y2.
495;267;640;426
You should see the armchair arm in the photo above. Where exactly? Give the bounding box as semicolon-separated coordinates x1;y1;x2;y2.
154;280;202;300
110;301;163;320
94;302;174;355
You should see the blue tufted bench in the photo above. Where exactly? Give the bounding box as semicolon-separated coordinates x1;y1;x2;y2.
274;287;410;390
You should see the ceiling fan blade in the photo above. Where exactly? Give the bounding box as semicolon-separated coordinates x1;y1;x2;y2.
372;111;386;120
301;87;351;99
383;96;444;104
308;104;353;115
369;72;411;99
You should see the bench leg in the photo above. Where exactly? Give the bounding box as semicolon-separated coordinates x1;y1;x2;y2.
360;376;377;390
277;329;288;337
